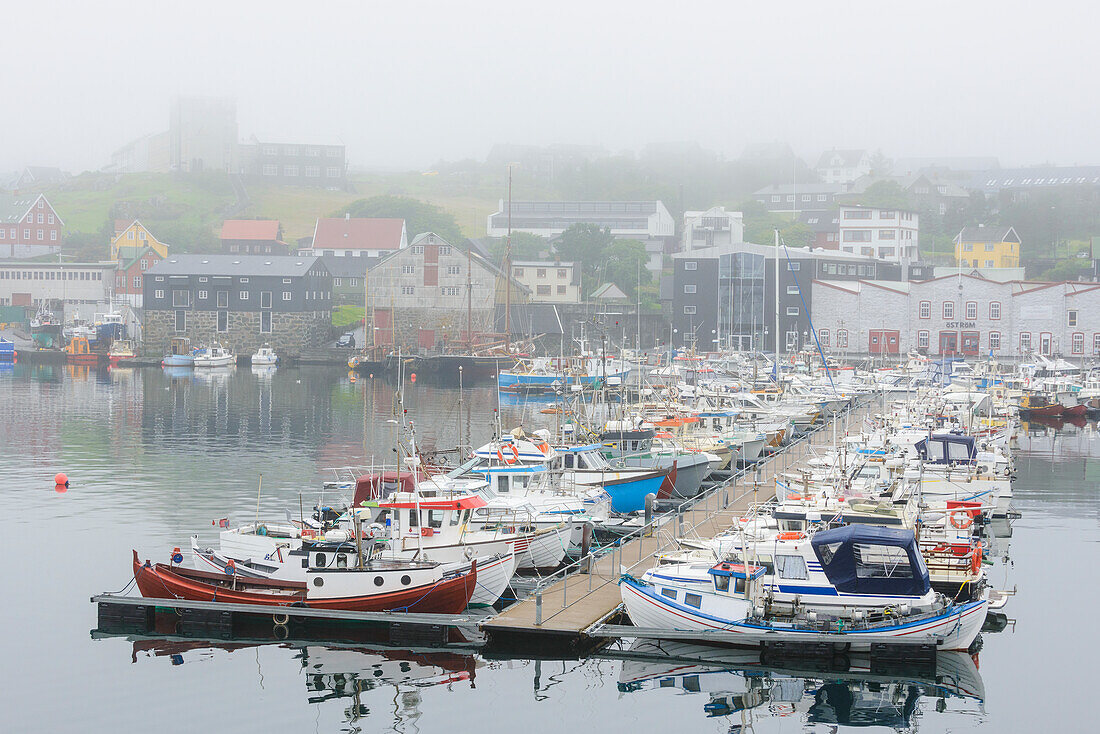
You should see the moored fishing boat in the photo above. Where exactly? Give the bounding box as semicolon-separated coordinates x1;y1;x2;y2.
251;343;278;365
162;337;196;367
193;342;235;367
133;549;477;613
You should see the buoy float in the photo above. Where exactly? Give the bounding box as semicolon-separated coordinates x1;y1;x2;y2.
410;372;417;383
54;472;68;486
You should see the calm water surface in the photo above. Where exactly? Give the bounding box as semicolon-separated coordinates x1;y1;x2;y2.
0;363;1096;733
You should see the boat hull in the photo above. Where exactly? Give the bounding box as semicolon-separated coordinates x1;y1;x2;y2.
621;577;987;652
133;551;475;613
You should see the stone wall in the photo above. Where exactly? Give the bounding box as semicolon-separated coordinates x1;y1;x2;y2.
143;309;329;357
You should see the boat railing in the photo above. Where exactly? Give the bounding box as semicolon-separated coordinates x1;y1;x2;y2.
520;395;868;626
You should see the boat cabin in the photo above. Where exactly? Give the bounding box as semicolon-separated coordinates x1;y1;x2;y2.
709;561;766;595
375;493;487;541
169;337;193;356
914;434;976;465
810;525;930;598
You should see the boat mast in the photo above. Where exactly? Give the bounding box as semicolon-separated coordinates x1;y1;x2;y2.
773;228;780;370
504;164;513;354
466;244;473;352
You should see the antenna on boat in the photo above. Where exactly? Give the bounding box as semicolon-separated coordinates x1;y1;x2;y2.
254;473;263;530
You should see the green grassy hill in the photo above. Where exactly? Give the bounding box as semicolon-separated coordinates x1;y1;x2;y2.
35;170;504;254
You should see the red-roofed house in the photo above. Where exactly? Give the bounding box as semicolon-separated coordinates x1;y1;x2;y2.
301;215;407;258
220;219;288;255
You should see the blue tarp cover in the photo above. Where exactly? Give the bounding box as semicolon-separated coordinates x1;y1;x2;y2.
914;434;977;464
810;525;930;597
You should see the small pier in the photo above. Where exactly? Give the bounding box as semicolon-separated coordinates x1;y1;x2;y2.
481;402;869;652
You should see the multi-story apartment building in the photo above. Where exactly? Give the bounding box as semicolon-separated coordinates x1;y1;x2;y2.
837;205;919;263
681;207;744;253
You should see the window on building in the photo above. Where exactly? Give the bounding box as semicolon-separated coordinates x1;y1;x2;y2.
965;301;977;320
217;291;228;308
326;167;340;178
818;194;827;202
411;246;424;254
770;195;780;203
217;310;228;332
878;229;896;239
537;285;551;295
989;301;1001;319
305;166;320;178
198;290;208;300
786;331;798;349
989;331;1001;350
556;285;567;294
172;290;191;307
683;306;697;314
260;311;272;333
400;286;414;295
787;285;800;294
786;195;794;202
1072;332;1085;354
132;276;141;288
333;277;342;286
155;289;165;299
37;230;43;240
786;306;799;316
441;286;460;296
837;329;848;348
684;261;697;271
787;262;800;271
843;209;873;220
262;164;277;176
402;265;415;274
1020;332;1032;351
918;330;930;349
349;278;358;287
684;284;697;294
536;268;547;278
844;230;872;242
446;265;461;275
557;268;568;278
1094;334;1100;354
239;290;249;301
943;301;954;319
1068;310;1078;327
513;267;524;276
984;260;994;267
880;211;895;218
174;310;186;332
50;231;57;241
819;329;830;346
282;291;292;301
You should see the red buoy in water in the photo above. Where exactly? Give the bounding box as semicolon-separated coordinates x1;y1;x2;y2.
54;472;68;486
410;372;417;383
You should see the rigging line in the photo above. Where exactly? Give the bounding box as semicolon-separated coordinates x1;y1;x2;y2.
779;238;837;396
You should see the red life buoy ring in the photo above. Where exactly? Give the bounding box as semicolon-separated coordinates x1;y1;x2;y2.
497;445;518;465
970;545;982;576
509;443;520;462
949;509;973;530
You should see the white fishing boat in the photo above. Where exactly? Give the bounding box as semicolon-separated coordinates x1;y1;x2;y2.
620;525;988;651
251;344;278;365
193;343;236;367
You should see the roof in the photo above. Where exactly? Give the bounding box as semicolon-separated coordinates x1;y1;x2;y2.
312;217;405;250
966;166;1100;191
320;254;373;278
590;283;628;300
512;260;575;268
753;183;845;197
1;194;55;224
117;245;162;270
673;242;885;263
799;211;840;233
815;149;868;169
146;254;326;278
220;219;282;241
955;225;1019;244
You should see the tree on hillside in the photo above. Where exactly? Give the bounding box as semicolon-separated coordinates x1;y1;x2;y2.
555;223;616;269
337;196;464;244
486;231;548;264
600;240;652;299
738;200;813;248
840;180;910;210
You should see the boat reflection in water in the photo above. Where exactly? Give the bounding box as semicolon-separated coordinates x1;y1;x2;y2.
615;640;984;730
130;637;479;727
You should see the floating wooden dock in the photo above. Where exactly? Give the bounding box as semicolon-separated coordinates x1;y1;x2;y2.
481;402;870;651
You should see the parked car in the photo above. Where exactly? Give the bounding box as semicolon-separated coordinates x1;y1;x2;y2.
336;332;356;349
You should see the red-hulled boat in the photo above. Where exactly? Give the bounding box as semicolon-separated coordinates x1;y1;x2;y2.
132;551;476;614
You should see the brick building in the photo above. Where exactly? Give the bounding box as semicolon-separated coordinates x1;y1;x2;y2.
1;194;64;259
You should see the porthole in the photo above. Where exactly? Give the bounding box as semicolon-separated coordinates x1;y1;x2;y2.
313;577;324;587
400;575;412;586
374;576;385;587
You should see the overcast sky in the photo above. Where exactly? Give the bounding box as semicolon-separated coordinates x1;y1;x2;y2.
3;0;1097;173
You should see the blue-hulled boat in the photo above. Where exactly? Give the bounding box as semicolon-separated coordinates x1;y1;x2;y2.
162;336;196;367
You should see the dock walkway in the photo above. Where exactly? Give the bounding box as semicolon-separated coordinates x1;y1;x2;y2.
482;401;869;644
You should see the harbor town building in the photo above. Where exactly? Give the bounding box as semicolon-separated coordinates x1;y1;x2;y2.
811;274;1100;357
1;194;64;259
142;255;332;357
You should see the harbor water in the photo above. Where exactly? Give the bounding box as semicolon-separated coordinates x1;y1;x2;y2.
1;363;1097;733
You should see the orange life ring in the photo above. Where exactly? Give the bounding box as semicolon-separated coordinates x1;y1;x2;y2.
970;545;982;576
497;445;518;465
949;509;973;530
510;443;520;462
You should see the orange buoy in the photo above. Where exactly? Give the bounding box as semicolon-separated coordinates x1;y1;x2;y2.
410;372;417;383
54;472;68;486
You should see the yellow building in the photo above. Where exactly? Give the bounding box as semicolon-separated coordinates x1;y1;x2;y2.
954;225;1020;268
110;219;170;261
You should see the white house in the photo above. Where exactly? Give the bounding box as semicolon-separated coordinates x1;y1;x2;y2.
816;149;874;184
681;207;744;253
838;205;919;263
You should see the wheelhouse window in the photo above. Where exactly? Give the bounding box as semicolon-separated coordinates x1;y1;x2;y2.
775;555;808;580
853;544;915;579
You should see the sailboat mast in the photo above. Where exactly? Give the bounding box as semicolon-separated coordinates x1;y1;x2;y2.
774;228;780;367
466;244;473;352
504;165;513;354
